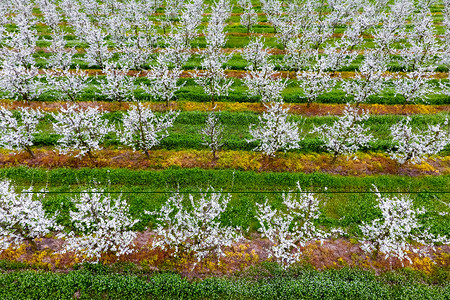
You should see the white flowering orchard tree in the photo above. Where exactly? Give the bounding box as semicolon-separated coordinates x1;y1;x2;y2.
147;190;242;265
82;27;113;68
45;66;90;102
239;1;258;33
99;62;136;105
200;109;224;160
121;102;179;158
359;185;448;263
256;182;332;267
242;37;271;71
47;32;76;70
177;0;205;47
194;0;233;105
0;179;62;252
160;33;191;69
141;56;185;107
392;70;434;108
0;107;43;158
62;188;139;261
389;116;450;164
312;104;375;163
243;63;287;103
297;67;336;108
51;104;114;158
342;52;388;106
0;61;44;102
247;102;302;157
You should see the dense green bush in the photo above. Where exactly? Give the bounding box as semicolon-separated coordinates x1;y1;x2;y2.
0;265;448;299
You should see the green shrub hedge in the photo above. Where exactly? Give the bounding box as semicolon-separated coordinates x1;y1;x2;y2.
0;265;448;300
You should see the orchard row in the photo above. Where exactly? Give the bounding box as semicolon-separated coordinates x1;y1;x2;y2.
1;0;450;106
0;179;448;266
2;102;449;163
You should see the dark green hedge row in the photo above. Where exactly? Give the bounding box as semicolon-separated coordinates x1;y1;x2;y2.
0;265;448;300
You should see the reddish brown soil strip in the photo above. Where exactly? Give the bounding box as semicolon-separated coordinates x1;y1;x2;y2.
1;100;449;116
2;233;448;279
1;149;449;176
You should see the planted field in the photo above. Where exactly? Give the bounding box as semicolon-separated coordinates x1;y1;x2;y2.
0;0;449;298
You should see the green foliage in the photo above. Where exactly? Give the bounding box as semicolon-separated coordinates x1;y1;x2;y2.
0;266;447;299
0;167;448;235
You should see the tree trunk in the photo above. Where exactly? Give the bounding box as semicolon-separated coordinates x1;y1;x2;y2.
25;146;35;159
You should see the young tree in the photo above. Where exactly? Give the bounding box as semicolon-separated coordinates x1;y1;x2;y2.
256;182;332;267
45;66;90;102
312;104;375;163
98;62;136;105
147;189;242;264
141;56;185;107
160;33;191;69
62;188;138;261
0;179;62;252
398;8;439;72
82;27;113;68
359;185;448;263
0;107;43;158
46;32;76;70
120;102;179;158
242;37;271;71
243;63;287;103
297;67;336;108
200;108;224;160
342;52;388;106
247;101;302;157
177;0;205;47
239;0;258;33
193;0;233;105
51;104;114;158
0;61;44;102
389;116;450;164
392;70;434;108
373;0;413;55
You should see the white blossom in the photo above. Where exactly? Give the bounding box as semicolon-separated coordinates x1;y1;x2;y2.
194;0;233;105
0;107;43;158
82;27;113;68
147;189;242;264
312;104;375;162
243;63;287;103
242;37;270;71
359;185;448;263
0;179;62;251
392;70;434;107
256;182;332;267
240;1;258;33
247;101;302;157
141;57;185;106
98;62;136;104
120;102;179;158
45;66;90;102
51;103;114;158
177;0;205;47
200;108;224;160
0;61;44;102
389;116;450;164
297;68;336;107
62;188;138;261
342;52;388;105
